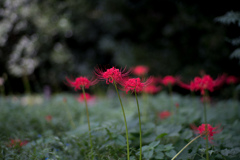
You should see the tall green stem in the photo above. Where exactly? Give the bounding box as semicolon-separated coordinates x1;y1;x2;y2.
113;81;130;160
82;87;93;160
134;90;142;160
171;134;202;160
203;91;209;160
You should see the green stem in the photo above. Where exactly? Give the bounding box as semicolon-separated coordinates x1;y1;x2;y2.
203;91;209;160
82;87;93;160
113;81;130;160
134;90;142;160
172;134;202;160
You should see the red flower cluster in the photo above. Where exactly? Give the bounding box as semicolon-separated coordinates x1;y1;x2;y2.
178;81;195;91
143;85;161;94
196;124;220;142
158;111;171;119
175;103;179;108
66;77;98;90
192;75;214;95
178;75;215;95
123;78;151;93
132;65;149;76
201;96;211;103
8;139;28;147
45;115;52;122
95;67;130;84
161;76;177;86
77;93;95;102
226;75;238;84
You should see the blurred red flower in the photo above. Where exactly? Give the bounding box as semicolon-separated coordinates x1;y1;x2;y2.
65;77;98;91
161;76;177;86
8;139;28;147
95;67;130;84
178;80;195;91
213;74;226;88
132;65;149;76
226;75;238;85
123;77;152;94
151;76;162;84
158;111;171;119
192;75;214;95
45;115;52;122
143;85;161;94
175;103;179;108
77;93;95;102
201;96;211;103
192;124;220;142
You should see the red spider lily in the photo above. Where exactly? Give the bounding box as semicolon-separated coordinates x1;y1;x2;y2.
158;111;171;119
123;77;152;94
77;93;95;102
213;74;227;89
178;80;195;91
95;67;130;84
201;96;211;103
192;75;215;95
45;115;52;122
131;65;149;76
143;85;161;94
226;75;238;85
8;139;28;147
161;76;178;86
191;124;221;142
175;103;179;108
65;76;98;91
150;76;162;85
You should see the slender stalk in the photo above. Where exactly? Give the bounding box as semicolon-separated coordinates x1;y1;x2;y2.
203;91;209;160
82;87;93;160
171;134;202;160
113;81;130;160
134;90;142;160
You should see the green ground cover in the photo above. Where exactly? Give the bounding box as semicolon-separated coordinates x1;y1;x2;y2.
0;92;239;160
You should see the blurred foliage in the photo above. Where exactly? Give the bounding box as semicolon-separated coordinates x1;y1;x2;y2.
215;11;240;63
0;0;239;93
0;92;240;159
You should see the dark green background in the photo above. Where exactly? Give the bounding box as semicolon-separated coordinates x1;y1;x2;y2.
0;0;239;94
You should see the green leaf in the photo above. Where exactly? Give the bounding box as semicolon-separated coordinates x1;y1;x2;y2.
164;144;174;151
143;149;154;160
115;135;126;146
181;129;193;140
155;151;164;159
149;141;160;148
155;133;168;140
208;150;214;156
141;145;151;152
155;144;165;152
165;150;177;158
